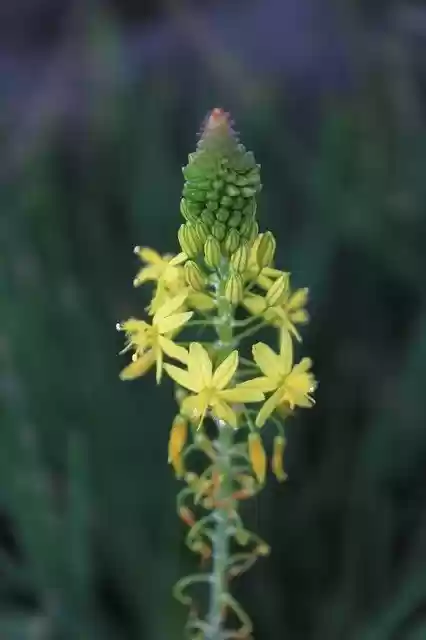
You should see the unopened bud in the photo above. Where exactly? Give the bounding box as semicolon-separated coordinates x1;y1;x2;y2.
225;272;244;306
223;228;241;255
230;243;249;273
204;236;222;269
211;221;226;242
184;261;206;292
265;273;289;307
178;223;203;258
195;221;209;244
256;231;276;269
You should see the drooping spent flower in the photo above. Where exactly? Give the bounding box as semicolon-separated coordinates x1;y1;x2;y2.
168;414;188;477
248;433;267;483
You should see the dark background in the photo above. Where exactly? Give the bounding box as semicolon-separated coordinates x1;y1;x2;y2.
2;0;426;638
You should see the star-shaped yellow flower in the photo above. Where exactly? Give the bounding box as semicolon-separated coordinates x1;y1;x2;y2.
243;284;309;343
134;246;187;290
245;333;316;427
164;343;264;428
118;291;192;383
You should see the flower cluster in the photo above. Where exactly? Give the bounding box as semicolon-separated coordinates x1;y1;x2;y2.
117;108;316;640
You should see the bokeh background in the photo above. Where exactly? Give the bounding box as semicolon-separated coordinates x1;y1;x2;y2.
2;0;426;638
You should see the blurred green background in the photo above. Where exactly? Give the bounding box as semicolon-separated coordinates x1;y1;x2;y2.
2;0;426;638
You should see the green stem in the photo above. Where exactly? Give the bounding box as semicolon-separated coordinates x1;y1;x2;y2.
206;276;234;640
234;320;267;344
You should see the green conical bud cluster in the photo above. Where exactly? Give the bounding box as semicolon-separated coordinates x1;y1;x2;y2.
179;109;262;265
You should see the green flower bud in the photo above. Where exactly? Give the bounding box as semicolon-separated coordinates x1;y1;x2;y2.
180;199;201;223
201;209;216;226
257;231;276;268
212;221;226;241
206;190;219;202
184;261;206;292
230;243;249;273
195;221;209;244
241;186;258;198
223;228;241;255
216;208;230;223
243;199;257;217
239;216;253;237
212;179;224;190
204;236;222;269
265;273;289;306
180;109;262;246
206;200;219;212
178;223;203;257
225;272;244;306
247;221;259;243
220;195;233;208
226;184;240;197
228;212;242;228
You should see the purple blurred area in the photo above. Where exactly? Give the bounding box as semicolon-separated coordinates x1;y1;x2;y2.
0;0;352;172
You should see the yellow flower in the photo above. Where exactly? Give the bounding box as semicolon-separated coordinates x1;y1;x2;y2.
248;433;267;483
245;333;316;427
133;247;187;289
243;283;309;343
118;291;192;383
164;343;264;428
168;414;188;477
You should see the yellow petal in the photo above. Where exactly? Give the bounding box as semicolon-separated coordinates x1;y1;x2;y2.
182;394;209;428
279;330;293;375
188;343;213;387
169;252;188;266
255;387;284;427
219;385;264;403
153;291;188;323
212;351;238;390
237;377;278;393
211;400;238;428
290;309;309;324
119;350;155;380
252;342;284;380
138;247;163;265
134;265;160;285
243;295;266;316
286;288;308;311
292;357;313;374
156;311;193;334
158;336;188;364
164;364;200;392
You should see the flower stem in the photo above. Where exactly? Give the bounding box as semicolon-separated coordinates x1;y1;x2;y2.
206;277;234;640
207;422;233;640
